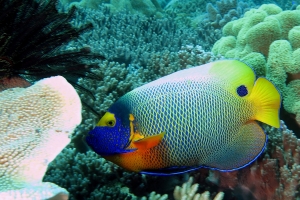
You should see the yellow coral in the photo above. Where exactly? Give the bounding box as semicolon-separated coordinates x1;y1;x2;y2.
0;76;82;200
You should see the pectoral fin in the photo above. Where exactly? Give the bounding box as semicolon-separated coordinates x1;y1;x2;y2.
133;132;165;151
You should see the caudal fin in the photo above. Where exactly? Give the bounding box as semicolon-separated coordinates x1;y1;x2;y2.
250;77;281;128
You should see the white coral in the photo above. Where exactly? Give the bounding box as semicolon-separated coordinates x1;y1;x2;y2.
0;76;82;200
174;177;224;200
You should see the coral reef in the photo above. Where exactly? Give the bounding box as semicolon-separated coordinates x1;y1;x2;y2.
165;0;207;18
60;0;163;17
164;0;218;50
212;4;300;127
0;76;82;200
67;5;212;67
204;0;251;29
254;0;300;10
174;177;224;200
165;0;254;50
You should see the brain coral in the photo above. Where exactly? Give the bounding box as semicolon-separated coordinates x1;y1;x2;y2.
0;76;82;200
212;4;300;127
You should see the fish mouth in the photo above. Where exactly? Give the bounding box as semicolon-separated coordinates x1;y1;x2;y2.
85;127;114;155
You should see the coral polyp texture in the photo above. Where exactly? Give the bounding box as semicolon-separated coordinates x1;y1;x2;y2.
0;76;82;200
173;177;224;200
212;4;300;127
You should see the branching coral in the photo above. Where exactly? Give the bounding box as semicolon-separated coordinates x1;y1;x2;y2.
65;0;163;17
204;0;250;29
174;177;224;200
68;5;209;66
165;0;253;50
0;76;82;200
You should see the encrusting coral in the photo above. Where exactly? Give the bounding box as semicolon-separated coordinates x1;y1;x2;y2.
0;76;82;200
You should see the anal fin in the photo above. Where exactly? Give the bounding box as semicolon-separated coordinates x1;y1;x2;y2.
204;122;267;171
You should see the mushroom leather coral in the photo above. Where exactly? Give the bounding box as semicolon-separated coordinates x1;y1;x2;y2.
0;76;82;200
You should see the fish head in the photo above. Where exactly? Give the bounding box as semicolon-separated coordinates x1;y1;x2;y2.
85;112;135;156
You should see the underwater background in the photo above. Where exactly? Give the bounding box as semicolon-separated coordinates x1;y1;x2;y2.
1;0;300;199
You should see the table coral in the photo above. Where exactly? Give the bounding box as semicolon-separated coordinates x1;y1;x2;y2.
212;4;300;127
0;76;82;200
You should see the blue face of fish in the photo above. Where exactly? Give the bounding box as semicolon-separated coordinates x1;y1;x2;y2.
86;113;134;155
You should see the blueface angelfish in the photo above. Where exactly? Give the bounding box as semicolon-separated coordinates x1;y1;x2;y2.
86;60;281;175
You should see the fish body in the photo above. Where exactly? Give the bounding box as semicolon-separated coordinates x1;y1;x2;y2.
86;60;281;175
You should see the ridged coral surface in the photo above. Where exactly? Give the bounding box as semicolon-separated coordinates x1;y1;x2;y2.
0;76;81;200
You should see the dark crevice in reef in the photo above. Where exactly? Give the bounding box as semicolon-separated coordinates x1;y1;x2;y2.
280;107;300;137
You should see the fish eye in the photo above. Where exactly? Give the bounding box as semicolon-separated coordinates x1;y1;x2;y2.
107;120;115;127
237;85;248;97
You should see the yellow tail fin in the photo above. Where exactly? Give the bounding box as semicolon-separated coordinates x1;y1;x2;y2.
250;77;281;128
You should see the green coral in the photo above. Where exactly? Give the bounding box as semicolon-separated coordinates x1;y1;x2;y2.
288;26;300;50
213;4;284;58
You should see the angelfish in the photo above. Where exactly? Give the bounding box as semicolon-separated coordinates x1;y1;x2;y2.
86;60;281;175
